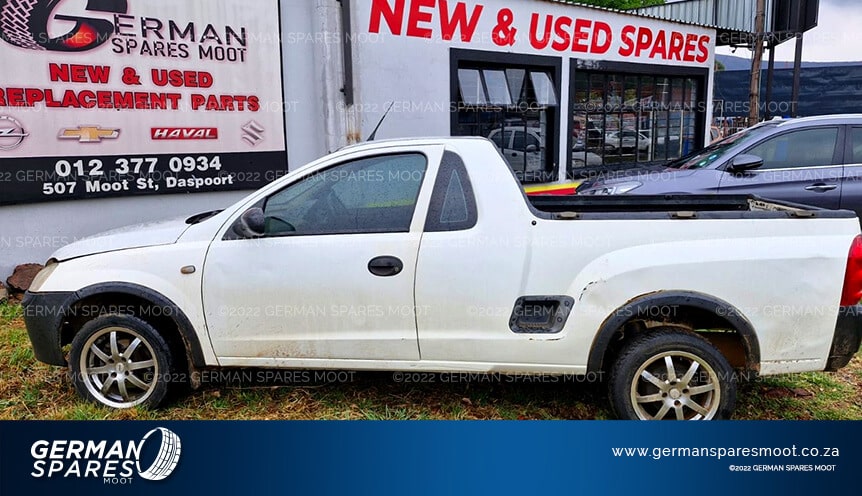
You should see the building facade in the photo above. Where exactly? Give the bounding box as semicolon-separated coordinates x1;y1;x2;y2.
0;0;717;276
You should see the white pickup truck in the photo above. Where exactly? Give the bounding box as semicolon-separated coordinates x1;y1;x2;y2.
23;137;862;420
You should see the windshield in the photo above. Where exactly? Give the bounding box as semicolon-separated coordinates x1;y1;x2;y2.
667;123;778;170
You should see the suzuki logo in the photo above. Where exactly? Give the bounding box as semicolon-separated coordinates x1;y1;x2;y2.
0;115;28;150
241;120;265;147
59;126;120;143
0;0;128;52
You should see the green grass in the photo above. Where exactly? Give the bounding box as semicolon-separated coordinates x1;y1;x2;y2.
0;301;859;420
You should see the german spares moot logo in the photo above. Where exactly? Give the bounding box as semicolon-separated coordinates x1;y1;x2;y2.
0;0;250;62
0;0;127;52
30;427;182;484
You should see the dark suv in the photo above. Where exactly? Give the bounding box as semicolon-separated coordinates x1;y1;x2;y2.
578;114;862;219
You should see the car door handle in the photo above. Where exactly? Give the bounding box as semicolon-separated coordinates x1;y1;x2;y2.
368;256;403;277
805;183;838;192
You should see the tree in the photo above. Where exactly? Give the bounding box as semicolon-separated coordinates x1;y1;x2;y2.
568;0;666;9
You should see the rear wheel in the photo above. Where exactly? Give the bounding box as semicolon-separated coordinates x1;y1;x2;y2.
609;329;736;420
69;314;174;409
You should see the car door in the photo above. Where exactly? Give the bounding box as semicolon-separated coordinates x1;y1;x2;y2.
502;129;526;174
621;131;636;150
519;130;544;176
416;148;561;365
718;126;844;209
840;126;862;219
202;149;438;363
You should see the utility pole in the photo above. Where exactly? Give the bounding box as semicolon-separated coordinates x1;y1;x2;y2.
749;0;767;124
791;3;806;117
765;41;775;120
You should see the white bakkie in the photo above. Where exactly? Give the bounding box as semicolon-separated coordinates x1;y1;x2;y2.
23;138;862;420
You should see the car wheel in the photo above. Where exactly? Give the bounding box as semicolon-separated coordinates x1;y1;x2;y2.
608;328;736;420
69;314;174;409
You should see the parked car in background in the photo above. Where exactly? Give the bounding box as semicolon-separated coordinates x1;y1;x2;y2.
489;127;545;177
580;128;612;152
605;130;650;153
571;143;603;168
579;114;862;221
655;129;681;147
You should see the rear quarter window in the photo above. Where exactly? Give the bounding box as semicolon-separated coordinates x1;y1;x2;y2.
424;151;478;233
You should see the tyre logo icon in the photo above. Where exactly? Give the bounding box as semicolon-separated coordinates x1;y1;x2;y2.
136;428;182;481
0;0;127;52
0;115;28;151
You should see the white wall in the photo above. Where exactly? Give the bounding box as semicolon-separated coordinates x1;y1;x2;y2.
348;0;717;176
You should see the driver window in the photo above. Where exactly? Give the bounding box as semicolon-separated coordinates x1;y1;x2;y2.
852;127;862;164
263;153;427;236
512;131;526;151
745;128;839;170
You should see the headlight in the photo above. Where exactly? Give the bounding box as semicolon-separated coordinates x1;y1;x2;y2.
579;181;643;196
28;261;58;293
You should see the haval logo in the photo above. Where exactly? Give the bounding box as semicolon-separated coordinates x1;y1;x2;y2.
0;0;127;52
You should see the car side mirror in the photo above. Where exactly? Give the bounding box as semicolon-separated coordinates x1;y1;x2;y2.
233;207;266;238
728;154;764;173
526;144;539;153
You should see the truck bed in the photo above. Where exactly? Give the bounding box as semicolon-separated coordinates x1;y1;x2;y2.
528;194;857;220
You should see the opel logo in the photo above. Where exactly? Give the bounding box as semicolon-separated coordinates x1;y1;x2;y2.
0;115;29;151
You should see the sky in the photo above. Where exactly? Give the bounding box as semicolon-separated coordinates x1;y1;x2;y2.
707;0;862;62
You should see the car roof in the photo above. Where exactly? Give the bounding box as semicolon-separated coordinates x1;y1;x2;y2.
490;127;542;132
773;114;862;128
335;136;489;154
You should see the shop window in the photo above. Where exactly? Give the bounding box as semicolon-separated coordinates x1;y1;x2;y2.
453;53;560;183
483;70;513;105
531;72;558;106
571;67;704;176
457;69;486;105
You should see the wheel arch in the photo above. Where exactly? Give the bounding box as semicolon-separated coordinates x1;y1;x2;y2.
60;282;207;369
587;291;761;375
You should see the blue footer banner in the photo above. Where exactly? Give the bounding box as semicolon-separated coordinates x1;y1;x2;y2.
0;421;858;495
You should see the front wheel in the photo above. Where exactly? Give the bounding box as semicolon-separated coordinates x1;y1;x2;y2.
69;314;174;409
609;329;736;420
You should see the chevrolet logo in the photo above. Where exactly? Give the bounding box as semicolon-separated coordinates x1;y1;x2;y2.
58;126;120;143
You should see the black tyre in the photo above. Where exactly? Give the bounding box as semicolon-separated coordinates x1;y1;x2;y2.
69;314;174;409
608;329;736;420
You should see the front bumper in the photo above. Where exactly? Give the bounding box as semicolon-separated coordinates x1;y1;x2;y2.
22;291;76;366
826;305;862;371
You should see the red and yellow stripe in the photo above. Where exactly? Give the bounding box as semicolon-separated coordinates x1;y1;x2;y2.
524;181;582;196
